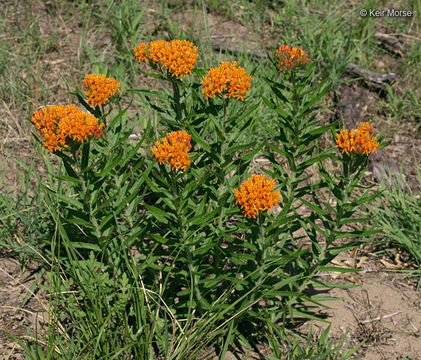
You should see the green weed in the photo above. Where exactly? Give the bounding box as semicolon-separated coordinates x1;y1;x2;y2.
368;162;421;284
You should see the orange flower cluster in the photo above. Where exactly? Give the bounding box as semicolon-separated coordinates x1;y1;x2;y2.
234;175;281;218
31;105;104;152
83;74;121;107
335;122;380;155
201;61;252;101
274;44;308;72
150;131;192;172
133;40;198;78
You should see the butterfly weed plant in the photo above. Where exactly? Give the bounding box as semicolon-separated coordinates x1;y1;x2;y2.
18;40;382;359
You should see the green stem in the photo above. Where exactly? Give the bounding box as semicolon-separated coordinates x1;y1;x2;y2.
172;78;183;124
259;213;267;270
100;105;105;125
284;72;300;207
217;97;227;216
327;158;351;246
172;172;203;312
291;72;301;143
100;104;109;144
250;214;267;304
70;147;111;266
215;97;228;266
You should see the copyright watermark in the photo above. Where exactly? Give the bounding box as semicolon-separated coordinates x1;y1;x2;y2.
360;8;413;17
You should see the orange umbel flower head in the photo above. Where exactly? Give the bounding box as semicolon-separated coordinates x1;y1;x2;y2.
150;130;192;172
133;40;198;78
83;74;121;107
201;61;252;101
234;175;281;219
133;42;149;62
31;105;104;152
335;122;380;156
274;45;308;72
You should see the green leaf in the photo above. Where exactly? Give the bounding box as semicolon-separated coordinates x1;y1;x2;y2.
227;101;260;125
260;117;279;137
334;228;379;239
62;157;78;179
119;140;144;169
299;79;332;115
99;214;114;230
263;78;289;104
303;122;335;138
188;127;211;152
353;192;379;206
149;233;168;244
261;95;276;110
94;152;123;178
318;266;360;273
325;240;367;256
263;290;304;298
128;88;170;101
189;208;218;226
53;174;82;184
67;215;94;229
297;148;334;171
132;70;167;80
271;274;303;291
239;145;262;162
70;242;101;251
115;178;146;214
108;106;129;129
43;185;84;210
339;216;370;225
232;252;256;262
144;203;173;224
299;198;329;218
293;308;329;323
267;142;287;157
220;321;236;360
225;143;255;157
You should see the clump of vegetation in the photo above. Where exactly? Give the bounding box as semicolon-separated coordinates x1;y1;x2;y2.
368;166;421;284
5;36;380;358
1;1;419;359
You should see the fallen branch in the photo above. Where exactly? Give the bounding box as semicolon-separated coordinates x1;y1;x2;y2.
374;32;412;57
346;63;397;85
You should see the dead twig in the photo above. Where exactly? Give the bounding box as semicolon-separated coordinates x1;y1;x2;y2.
360;311;401;324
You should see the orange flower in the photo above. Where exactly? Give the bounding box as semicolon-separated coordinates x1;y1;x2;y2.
335;122;380;155
234;175;281;218
201;61;252;101
31;105;104;152
133;42;149;62
133;40;198;78
150;130;192;172
83;74;121;107
274;45;308;72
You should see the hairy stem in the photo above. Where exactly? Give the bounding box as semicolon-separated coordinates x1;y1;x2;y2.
172;79;183;124
215;97;228;267
172;172;203;313
250;214;267;304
